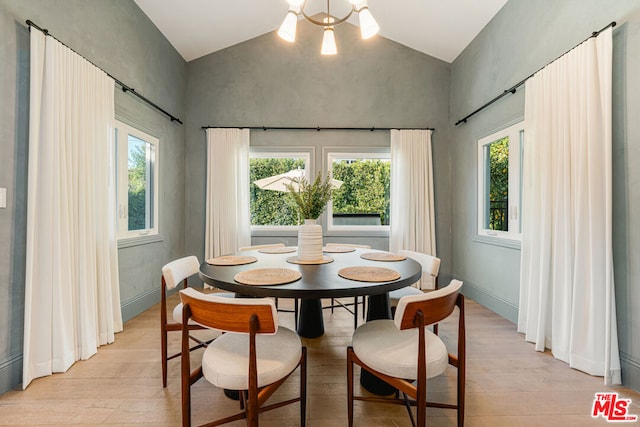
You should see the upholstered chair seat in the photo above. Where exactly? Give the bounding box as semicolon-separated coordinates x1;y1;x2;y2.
202;327;303;390
352;319;448;380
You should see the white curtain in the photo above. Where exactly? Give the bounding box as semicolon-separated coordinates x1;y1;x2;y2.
518;27;620;385
205;128;251;260
389;130;436;263
23;31;122;388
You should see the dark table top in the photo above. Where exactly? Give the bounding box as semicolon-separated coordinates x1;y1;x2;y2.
199;247;422;300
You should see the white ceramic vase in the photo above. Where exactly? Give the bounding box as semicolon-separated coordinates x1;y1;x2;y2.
297;219;323;261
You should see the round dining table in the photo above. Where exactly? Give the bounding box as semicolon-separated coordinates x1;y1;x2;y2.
198;247;421;337
199;246;422;395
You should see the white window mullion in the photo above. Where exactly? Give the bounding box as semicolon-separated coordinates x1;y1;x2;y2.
114;120;159;241
477;121;524;243
116;127;129;236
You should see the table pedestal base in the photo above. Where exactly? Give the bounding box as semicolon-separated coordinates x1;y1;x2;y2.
297;299;324;338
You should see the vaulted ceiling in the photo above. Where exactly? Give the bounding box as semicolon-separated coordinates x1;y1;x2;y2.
133;0;508;63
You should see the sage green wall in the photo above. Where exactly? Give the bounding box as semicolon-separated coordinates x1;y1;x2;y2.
449;0;640;390
3;0;638;398
0;0;187;393
184;19;452;275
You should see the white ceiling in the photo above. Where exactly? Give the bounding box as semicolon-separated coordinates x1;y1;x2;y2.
133;0;508;63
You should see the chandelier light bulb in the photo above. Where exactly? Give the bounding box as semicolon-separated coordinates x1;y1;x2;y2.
321;28;337;55
279;0;377;55
358;7;379;39
278;11;298;42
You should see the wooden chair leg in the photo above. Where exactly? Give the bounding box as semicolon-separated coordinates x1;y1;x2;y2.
295;298;299;330
181;333;191;426
301;347;307;427
347;347;354;427
246;397;258;427
161;326;168;388
416;373;426;426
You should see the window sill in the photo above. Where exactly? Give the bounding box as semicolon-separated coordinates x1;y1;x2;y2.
251;226;389;238
473;234;521;250
118;234;163;249
325;226;389;238
251;227;299;237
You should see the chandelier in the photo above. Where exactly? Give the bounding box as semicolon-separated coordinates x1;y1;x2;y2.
278;0;379;55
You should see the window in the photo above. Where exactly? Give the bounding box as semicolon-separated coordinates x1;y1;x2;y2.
477;121;524;243
114;121;159;240
250;151;311;229
326;152;390;231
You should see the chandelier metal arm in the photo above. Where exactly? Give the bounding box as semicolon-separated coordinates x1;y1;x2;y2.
300;0;355;27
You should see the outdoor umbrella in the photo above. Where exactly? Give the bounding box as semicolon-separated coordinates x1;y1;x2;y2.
253;168;343;192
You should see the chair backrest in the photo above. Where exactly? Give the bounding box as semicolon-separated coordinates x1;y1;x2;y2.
398;249;441;290
394;279;463;330
179;287;278;334
326;243;372;248
238;243;286;251
162;256;200;291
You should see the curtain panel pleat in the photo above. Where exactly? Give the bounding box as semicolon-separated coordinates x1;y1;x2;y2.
518;27;620;385
205;128;251;260
389;129;436;289
23;31;122;389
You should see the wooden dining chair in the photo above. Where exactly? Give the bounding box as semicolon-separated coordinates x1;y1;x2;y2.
160;256;233;387
388;250;441;330
180;287;307;427
347;280;465;427
324;243;371;328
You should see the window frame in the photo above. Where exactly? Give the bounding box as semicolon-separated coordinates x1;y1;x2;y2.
324;148;390;236
249;148;314;235
114;120;160;242
476;120;524;247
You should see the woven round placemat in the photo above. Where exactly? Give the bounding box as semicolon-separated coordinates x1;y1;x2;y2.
338;266;401;282
360;252;407;262
206;255;258;266
286;255;334;265
234;268;302;286
258;246;297;254
322;245;356;253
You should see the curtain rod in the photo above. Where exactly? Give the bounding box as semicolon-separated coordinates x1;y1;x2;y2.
25;19;183;125
455;21;616;126
201;126;435;131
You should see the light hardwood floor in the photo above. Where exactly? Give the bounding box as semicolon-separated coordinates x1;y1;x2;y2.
0;293;638;426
